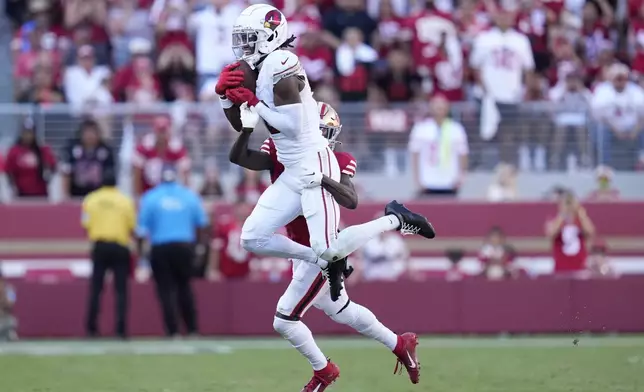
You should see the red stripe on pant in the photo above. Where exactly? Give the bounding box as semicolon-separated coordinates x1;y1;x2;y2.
317;151;331;248
289;272;325;318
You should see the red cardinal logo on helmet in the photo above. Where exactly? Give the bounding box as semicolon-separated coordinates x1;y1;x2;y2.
263;10;282;31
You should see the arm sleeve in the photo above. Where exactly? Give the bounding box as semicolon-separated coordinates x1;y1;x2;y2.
456;123;469;155
521;36;535;71
255;102;303;137
408;124;423;152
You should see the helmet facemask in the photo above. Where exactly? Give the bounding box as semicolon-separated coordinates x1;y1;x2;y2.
321;124;342;150
232;28;270;68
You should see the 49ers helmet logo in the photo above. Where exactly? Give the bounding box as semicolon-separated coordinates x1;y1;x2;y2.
263;10;282;31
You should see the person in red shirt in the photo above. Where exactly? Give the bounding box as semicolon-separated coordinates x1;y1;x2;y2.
545;192;596;274
5;120;57;198
209;200;254;280
131;116;190;197
235;169;268;204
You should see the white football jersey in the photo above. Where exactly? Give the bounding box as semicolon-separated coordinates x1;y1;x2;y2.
256;49;328;167
470;27;535;104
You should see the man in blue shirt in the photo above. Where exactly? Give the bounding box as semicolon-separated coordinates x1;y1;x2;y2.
137;164;208;337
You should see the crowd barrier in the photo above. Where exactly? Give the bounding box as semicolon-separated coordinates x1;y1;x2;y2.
11;277;644;337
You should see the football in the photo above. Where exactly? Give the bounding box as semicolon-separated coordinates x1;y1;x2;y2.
235;60;258;94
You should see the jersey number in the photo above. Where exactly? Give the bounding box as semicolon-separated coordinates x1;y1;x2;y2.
561;225;581;256
492;49;515;70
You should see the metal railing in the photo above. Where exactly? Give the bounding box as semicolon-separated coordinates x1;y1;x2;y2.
0;101;640;173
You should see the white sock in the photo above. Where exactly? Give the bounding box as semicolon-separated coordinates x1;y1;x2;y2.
242;234;326;267
273;317;328;370
321;215;401;261
331;302;398;351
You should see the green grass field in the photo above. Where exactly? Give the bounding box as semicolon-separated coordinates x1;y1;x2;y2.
1;336;644;392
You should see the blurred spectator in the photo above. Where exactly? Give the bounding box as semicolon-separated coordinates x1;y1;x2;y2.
112;38;153;101
17;64;65;104
13;29;62;99
322;0;377;45
587;165;620;201
188;0;242;89
296;25;334;91
5;120;57;198
108;1;155;68
61;119;115;198
545;191;595;274
373;49;422;102
487;162;517;201
585;239;618;278
359;230;409;281
150;0;194;65
409;95;469;197
156;39;197;102
471;9;535;166
445;248;465;281
13;0;68;53
235;168;267;204
0;270;17;341
200;161;224;198
63;45;113;109
546;36;585;88
209;200;254;281
479;226;516;280
371;0;404;58
549;70;592;170
64;21;110;66
63;0;109;44
520;73;549;171
591;63;644;170
336;27;378;101
125;56;161;104
580;0;613;82
132;116;190;197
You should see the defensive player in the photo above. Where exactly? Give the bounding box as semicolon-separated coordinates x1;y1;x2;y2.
217;4;436;297
230;101;420;391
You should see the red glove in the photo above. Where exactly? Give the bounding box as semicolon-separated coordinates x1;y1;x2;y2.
215;62;244;96
226;87;260;107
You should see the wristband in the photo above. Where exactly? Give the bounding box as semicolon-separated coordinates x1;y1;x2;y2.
219;95;233;109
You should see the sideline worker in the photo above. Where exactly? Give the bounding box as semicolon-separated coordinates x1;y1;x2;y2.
137;164;208;337
82;169;135;339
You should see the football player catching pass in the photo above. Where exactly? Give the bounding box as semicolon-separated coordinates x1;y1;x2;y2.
230;101;421;391
217;3;436;295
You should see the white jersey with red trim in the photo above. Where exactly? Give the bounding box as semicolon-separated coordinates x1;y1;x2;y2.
256;49;328;168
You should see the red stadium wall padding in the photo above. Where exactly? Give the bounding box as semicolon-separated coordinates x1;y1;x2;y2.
2;201;644;239
10;278;644;337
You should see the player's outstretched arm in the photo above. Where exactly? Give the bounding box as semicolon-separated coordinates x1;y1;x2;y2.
321;174;358;210
229;130;274;171
224;106;243;132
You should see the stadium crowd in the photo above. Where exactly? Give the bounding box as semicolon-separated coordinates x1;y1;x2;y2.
3;0;644;175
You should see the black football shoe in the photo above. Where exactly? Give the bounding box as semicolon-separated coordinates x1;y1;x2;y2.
322;258;346;302
342;259;354;279
385;200;436;239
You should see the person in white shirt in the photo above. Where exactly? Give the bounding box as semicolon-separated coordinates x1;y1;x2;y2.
63;45;113;110
487;162;517;202
188;0;243;90
591;63;644;170
470;10;535;167
408;95;469;197
548;70;593;170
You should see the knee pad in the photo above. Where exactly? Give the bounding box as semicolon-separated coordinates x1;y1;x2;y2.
273;316;297;337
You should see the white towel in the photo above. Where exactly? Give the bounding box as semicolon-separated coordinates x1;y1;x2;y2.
480;95;500;141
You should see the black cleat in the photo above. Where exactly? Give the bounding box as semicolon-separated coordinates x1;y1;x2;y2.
322;258;346;302
385;200;436;239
